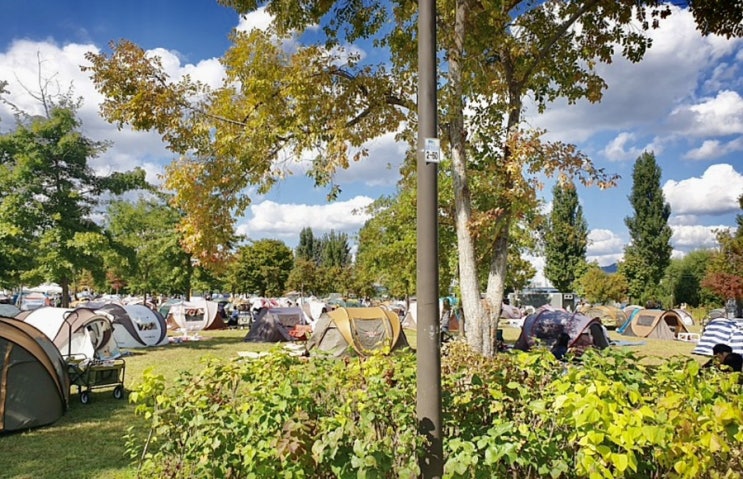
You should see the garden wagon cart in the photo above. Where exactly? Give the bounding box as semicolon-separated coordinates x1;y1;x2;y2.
59;308;126;404
66;355;126;404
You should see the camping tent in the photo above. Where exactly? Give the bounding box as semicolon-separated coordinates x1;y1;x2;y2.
22;307;121;359
501;303;522;320
167;299;225;332
0;304;20;318
619;309;689;340
513;307;610;353
671;308;694;326
583;305;627;329
616;307;643;335
401;302;417;329
18;292;49;311
623;305;643;316
401;300;462;331
706;308;727;321
692;318;743;356
306;307;410;357
0;317;69;433
244;307;311;343
96;303;168;348
299;298;328;327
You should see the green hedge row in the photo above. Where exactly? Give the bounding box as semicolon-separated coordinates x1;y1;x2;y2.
126;343;743;478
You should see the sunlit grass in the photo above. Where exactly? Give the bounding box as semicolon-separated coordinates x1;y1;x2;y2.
0;324;709;478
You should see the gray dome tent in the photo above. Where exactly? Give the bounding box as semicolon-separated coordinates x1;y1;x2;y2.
514;307;610;354
0;317;69;433
244;307;311;343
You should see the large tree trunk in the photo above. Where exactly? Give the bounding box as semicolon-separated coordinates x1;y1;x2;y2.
451;137;486;352
448;0;486;354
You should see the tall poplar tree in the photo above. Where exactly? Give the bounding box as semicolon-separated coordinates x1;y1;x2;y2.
295;227;319;263
621;151;673;303
543;180;588;292
319;230;351;268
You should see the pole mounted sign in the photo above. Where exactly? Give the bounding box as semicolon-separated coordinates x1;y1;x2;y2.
424;137;441;163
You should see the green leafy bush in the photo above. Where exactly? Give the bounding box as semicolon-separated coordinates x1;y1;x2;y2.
126;343;743;478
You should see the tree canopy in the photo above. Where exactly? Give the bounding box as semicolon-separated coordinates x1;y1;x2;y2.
0;92;148;304
574;262;628;305
228;239;294;297
106;197;193;297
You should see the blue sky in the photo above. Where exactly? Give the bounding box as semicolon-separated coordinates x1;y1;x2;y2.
1;1;742;286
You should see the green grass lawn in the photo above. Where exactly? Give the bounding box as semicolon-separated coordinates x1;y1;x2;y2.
0;325;706;479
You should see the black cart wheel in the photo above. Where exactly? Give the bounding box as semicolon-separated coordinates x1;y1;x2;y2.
113;385;125;400
80;391;91;404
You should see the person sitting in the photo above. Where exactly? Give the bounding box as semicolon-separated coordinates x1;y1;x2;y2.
721;352;743;373
551;332;571;361
227;308;239;327
702;343;734;369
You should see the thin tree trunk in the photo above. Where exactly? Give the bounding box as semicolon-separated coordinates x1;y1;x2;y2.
483;52;522;355
485;213;511;354
61;278;70;308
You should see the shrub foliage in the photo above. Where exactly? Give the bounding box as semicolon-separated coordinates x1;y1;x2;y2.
127;343;743;478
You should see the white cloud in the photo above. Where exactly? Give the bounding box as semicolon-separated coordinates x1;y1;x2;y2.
235;7;274;33
0;40;101;123
668;90;743;138
684;139;722;160
702;61;743;93
587;229;625;255
670;224;730;252
181;58;227;89
684;137;743;161
664;163;743;216
669;214;700;226
586;229;625;266
0;39;230;190
602;132;638;162
236;196;374;246
524;254;550;287
601;132;664;162
334;132;406;187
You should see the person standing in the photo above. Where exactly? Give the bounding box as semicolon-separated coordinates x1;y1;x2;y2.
440;298;452;334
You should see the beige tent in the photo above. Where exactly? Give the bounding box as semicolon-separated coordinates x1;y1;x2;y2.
0;317;69;432
584;305;627;329
621;309;689;339
401;301;461;331
307;307;410;357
